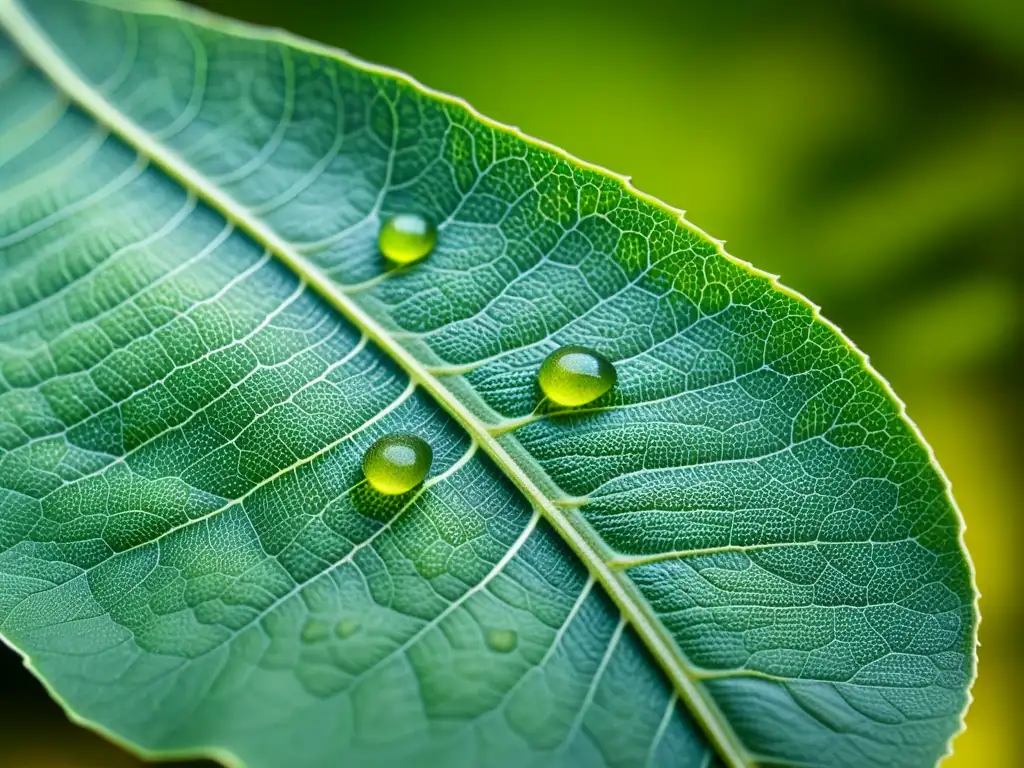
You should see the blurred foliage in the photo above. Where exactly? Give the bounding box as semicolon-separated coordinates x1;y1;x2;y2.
3;0;1020;764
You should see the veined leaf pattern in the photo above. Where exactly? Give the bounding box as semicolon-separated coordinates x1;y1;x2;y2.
0;1;976;766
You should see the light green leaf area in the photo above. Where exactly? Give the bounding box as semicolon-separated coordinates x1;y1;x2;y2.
0;1;976;767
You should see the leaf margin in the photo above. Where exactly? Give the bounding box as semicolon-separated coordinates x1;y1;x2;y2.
0;0;980;765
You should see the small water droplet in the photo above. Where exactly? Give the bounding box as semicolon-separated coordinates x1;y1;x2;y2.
538;346;616;407
485;628;518;653
362;433;433;495
301;618;331;644
335;618;361;639
378;213;437;265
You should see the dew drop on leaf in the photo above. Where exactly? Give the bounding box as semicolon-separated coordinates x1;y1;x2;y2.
485;628;518;653
378;213;437;265
362;433;433;495
538;345;617;407
301;618;331;644
335;618;361;639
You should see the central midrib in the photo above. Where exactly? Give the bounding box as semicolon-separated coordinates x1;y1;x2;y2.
0;2;752;765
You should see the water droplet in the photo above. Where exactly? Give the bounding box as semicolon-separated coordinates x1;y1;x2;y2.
335;618;361;639
362;433;433;495
378;213;437;265
485;628;518;653
538;346;616;407
301;618;331;644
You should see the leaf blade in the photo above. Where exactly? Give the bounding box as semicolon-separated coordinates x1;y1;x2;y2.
0;1;976;767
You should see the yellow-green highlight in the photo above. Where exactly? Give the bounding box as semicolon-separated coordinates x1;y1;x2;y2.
538;346;617;407
378;213;437;265
362;433;433;495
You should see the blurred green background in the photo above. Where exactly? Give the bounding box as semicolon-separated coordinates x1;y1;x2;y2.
2;0;1020;765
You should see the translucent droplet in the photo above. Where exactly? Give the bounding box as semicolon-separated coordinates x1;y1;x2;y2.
362;433;433;495
538;345;616;407
301;618;331;644
485;628;518;653
335;618;361;639
378;213;437;265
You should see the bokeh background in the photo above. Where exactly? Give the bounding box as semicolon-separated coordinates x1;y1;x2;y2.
2;0;1020;765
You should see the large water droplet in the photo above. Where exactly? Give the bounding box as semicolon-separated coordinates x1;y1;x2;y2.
378;213;437;265
485;628;518;653
538;345;616;407
335;618;361;639
362;433;433;495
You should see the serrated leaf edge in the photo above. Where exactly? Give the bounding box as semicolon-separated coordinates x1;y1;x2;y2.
0;1;979;766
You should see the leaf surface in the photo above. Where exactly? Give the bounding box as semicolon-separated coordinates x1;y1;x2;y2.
0;1;977;766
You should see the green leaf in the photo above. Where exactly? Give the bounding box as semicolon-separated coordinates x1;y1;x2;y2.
0;0;977;766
